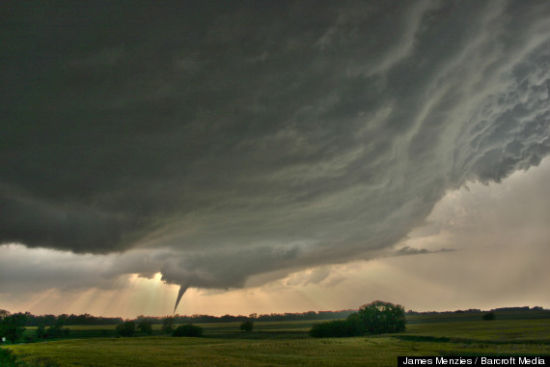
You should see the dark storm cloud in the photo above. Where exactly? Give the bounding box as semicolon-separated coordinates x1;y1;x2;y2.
2;1;550;290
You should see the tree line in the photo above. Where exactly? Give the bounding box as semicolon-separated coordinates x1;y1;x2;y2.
137;310;355;324
0;309;355;327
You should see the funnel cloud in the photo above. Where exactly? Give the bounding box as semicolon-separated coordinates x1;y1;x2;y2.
174;285;189;314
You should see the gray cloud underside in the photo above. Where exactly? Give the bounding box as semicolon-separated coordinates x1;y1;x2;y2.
2;1;550;290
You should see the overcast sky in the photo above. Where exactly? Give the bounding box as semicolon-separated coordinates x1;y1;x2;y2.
1;1;550;317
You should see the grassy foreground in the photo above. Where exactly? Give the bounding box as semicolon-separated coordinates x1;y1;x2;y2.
2;316;550;367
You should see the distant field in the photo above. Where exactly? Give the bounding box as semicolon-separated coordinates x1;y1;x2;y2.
3;312;550;366
406;310;550;323
402;319;550;342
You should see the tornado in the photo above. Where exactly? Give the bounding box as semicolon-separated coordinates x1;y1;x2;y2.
173;284;189;314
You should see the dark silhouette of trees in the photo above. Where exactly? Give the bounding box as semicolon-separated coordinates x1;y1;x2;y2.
21;312;122;326
33;319;70;339
47;317;70;338
115;321;136;337
2;309;362;328
161;317;175;334
137;320;153;335
357;301;406;334
309;319;359;337
482;311;496;321
310;301;406;338
36;324;46;339
240;320;254;332
0;313;27;343
172;324;203;337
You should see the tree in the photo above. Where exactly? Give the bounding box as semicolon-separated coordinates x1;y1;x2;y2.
240;320;254;332
116;321;136;337
36;324;46;339
46;317;67;338
172;324;203;337
482;311;496;321
161;317;174;334
0;313;27;343
309;301;406;338
356;301;406;334
138;320;153;335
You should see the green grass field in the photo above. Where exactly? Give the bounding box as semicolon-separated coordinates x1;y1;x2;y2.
2;313;550;366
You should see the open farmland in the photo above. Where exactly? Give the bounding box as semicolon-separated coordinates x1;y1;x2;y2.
2;313;550;367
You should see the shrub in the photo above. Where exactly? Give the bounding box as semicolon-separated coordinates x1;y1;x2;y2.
116;321;136;337
482;311;496;321
137;320;153;335
240;320;254;332
309;319;360;338
0;348;18;366
345;312;367;335
172;324;203;337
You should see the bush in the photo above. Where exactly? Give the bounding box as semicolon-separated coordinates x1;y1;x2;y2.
310;301;406;338
116;321;136;337
0;313;27;343
172;324;203;337
309;319;360;338
240;320;254;332
345;312;367;335
137;320;153;335
0;348;19;366
482;311;496;321
357;300;406;334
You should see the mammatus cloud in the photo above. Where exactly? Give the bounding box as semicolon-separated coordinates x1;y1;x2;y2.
2;1;550;308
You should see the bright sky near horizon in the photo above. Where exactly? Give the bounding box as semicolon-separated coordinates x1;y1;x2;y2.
2;1;550;317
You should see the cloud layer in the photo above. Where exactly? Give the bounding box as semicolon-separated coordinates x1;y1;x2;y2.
2;1;550;294
3;158;550;316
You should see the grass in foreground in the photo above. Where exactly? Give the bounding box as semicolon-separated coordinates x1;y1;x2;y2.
4;319;550;367
3;335;550;367
4;315;550;366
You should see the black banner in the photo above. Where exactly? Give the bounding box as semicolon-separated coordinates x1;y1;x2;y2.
398;356;549;367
